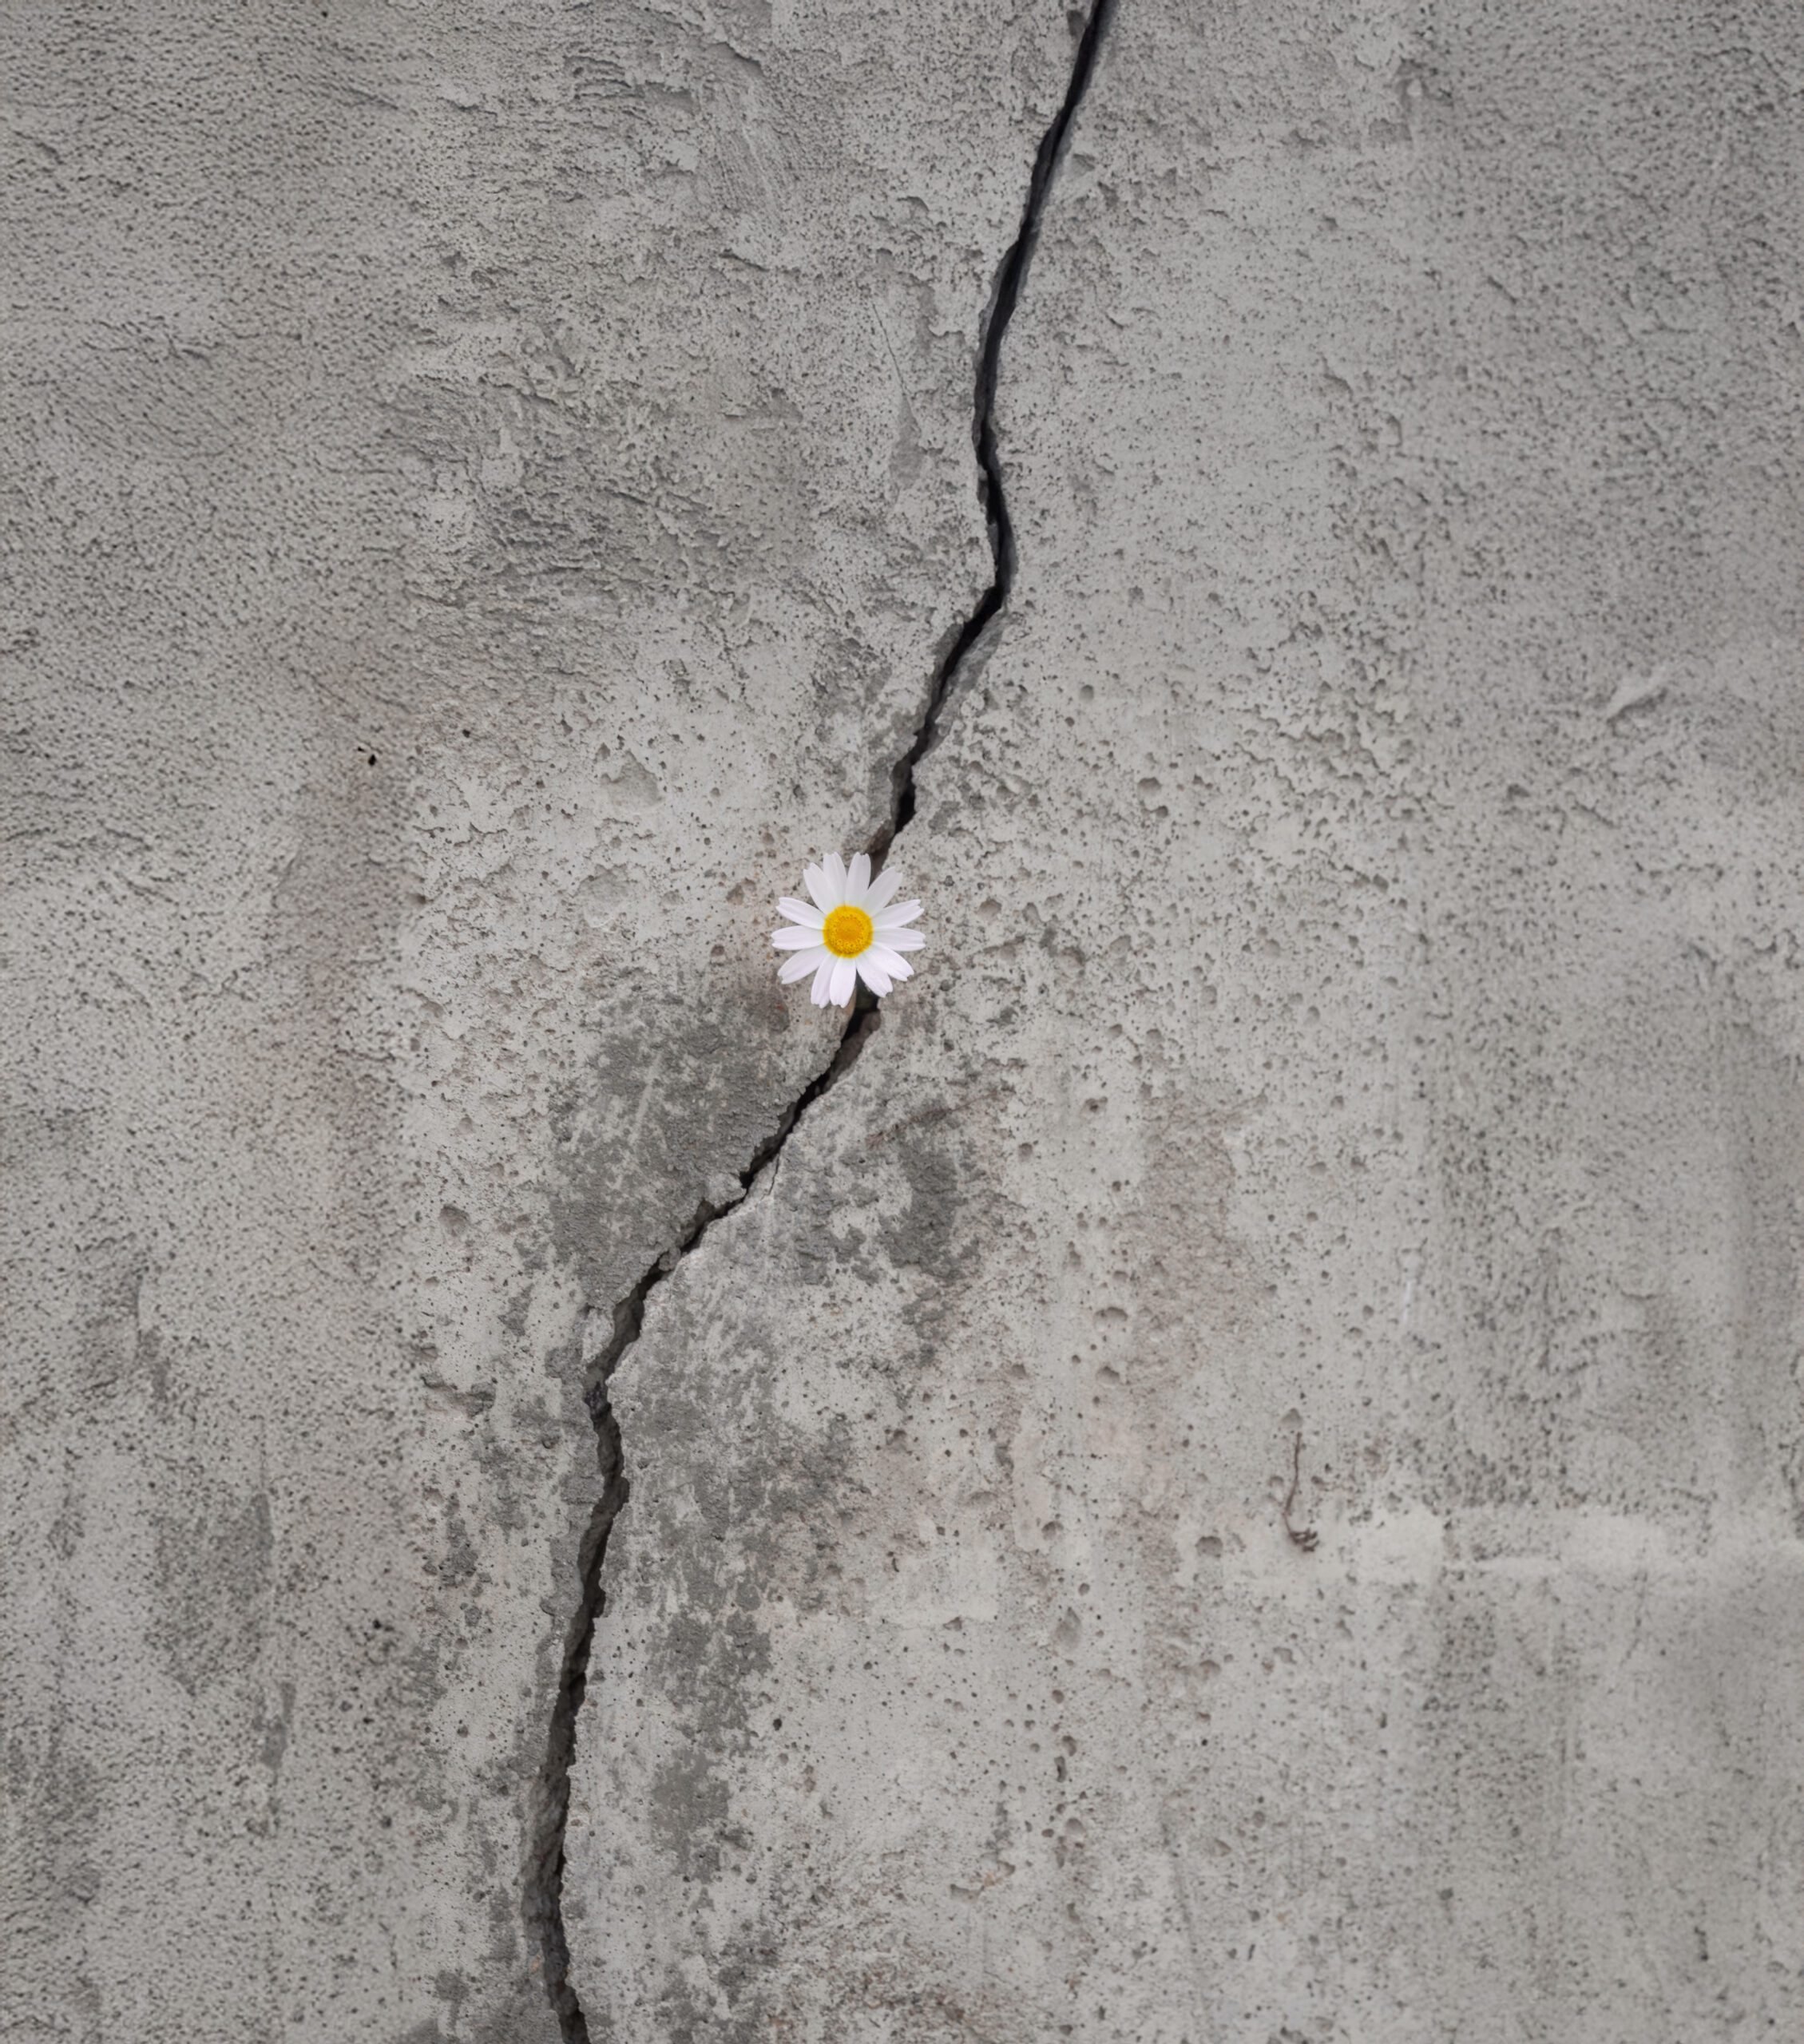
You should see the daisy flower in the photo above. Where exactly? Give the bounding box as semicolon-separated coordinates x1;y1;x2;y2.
771;852;926;1007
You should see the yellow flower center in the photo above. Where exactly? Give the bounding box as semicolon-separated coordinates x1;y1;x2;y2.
822;904;874;957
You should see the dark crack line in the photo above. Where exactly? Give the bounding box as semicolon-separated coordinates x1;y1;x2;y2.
529;6;1115;2034
872;0;1116;864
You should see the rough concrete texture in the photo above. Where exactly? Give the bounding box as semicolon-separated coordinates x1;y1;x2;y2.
5;2;1803;2042
3;1;1077;2036
565;2;1804;2039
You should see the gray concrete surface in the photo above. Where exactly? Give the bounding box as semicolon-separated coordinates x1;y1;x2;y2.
3;2;1076;2036
5;2;1802;2042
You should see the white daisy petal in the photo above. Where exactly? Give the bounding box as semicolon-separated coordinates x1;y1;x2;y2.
846;852;872;901
883;927;926;953
772;926;821;950
780;948;827;983
857;959;893;997
866;945;912;980
811;958;836;1004
821;852;849;901
866;868;904;911
828;958;857;1007
777;897;824;928
803;865;835;913
873;901;922;929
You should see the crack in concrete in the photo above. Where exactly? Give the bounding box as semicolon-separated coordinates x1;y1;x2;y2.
527;4;1115;2031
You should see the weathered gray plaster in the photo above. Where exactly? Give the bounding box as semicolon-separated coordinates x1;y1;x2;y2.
3;2;1076;2037
565;2;1804;2038
6;2;1804;2042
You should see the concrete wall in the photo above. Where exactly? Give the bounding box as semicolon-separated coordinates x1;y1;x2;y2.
5;4;1802;2042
